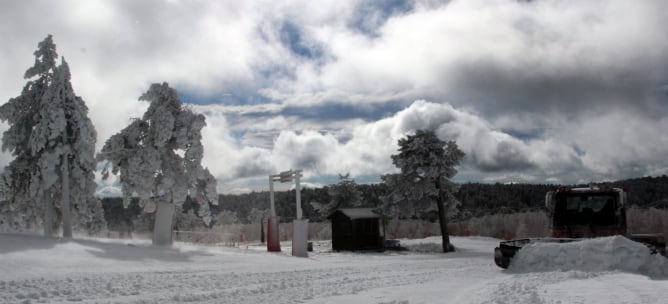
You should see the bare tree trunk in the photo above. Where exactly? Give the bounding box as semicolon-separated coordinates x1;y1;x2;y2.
61;153;72;238
436;196;452;252
435;178;454;253
153;202;175;246
43;188;53;237
382;215;387;239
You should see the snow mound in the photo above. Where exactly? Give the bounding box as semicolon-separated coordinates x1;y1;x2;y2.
400;236;450;253
405;242;442;253
509;236;668;278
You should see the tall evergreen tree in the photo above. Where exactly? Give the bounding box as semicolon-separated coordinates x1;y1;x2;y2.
0;35;104;236
97;82;217;245
0;36;56;232
382;129;464;252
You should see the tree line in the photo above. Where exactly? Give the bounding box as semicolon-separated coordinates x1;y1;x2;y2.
102;175;668;233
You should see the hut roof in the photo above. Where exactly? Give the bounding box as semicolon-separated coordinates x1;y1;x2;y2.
329;208;380;220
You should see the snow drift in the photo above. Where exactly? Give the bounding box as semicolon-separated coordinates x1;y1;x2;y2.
508;235;668;278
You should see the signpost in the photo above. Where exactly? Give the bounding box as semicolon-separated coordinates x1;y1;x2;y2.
267;169;308;257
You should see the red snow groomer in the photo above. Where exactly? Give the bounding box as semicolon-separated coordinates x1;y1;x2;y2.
494;186;667;269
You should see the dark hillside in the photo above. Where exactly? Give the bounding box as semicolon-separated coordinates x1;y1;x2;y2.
101;176;668;231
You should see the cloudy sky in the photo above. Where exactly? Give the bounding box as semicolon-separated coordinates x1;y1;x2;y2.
1;0;667;195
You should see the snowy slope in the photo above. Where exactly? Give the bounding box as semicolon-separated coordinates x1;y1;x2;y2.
1;233;668;304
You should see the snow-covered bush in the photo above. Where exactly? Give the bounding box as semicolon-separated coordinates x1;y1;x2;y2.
455;208;668;240
174;208;208;232
385;219;441;239
309;222;332;240
456;211;549;239
627;207;668;237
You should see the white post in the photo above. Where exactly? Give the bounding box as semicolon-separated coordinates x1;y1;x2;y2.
295;171;302;220
292;170;307;257
292;218;308;257
153;202;175;246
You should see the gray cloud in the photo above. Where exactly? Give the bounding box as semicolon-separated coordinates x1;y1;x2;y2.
473;141;535;172
348;0;415;36
2;0;668;194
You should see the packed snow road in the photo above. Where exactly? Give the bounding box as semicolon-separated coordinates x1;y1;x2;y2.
1;233;667;304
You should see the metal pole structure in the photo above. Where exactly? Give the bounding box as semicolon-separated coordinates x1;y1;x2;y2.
295;170;302;220
266;169;308;257
267;174;281;252
269;175;276;217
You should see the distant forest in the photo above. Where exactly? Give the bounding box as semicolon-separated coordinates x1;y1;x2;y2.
102;175;668;231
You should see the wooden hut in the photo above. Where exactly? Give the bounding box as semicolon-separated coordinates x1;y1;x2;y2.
328;208;383;251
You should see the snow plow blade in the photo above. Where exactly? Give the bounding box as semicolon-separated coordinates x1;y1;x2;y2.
494;239;530;269
629;234;667;256
494;238;578;269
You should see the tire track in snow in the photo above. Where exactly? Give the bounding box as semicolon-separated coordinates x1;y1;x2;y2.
470;271;598;304
468;270;668;304
0;261;448;303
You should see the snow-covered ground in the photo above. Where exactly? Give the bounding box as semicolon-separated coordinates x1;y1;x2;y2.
1;233;668;304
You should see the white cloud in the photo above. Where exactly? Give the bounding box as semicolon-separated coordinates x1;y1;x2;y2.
206;99;668;191
1;0;667;194
559;110;668;180
197;101;570;190
276;0;668;114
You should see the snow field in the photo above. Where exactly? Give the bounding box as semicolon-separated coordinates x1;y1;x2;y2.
1;233;668;304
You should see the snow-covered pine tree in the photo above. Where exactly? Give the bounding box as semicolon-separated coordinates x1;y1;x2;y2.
97;82;218;246
0;35;104;236
381;129;464;253
311;173;361;219
0;36;58;233
214;210;239;226
37;58;105;236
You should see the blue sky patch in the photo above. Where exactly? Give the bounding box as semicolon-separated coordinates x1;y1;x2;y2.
279;21;324;60
179;87;272;106
280;100;408;122
500;128;544;141
349;0;414;36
